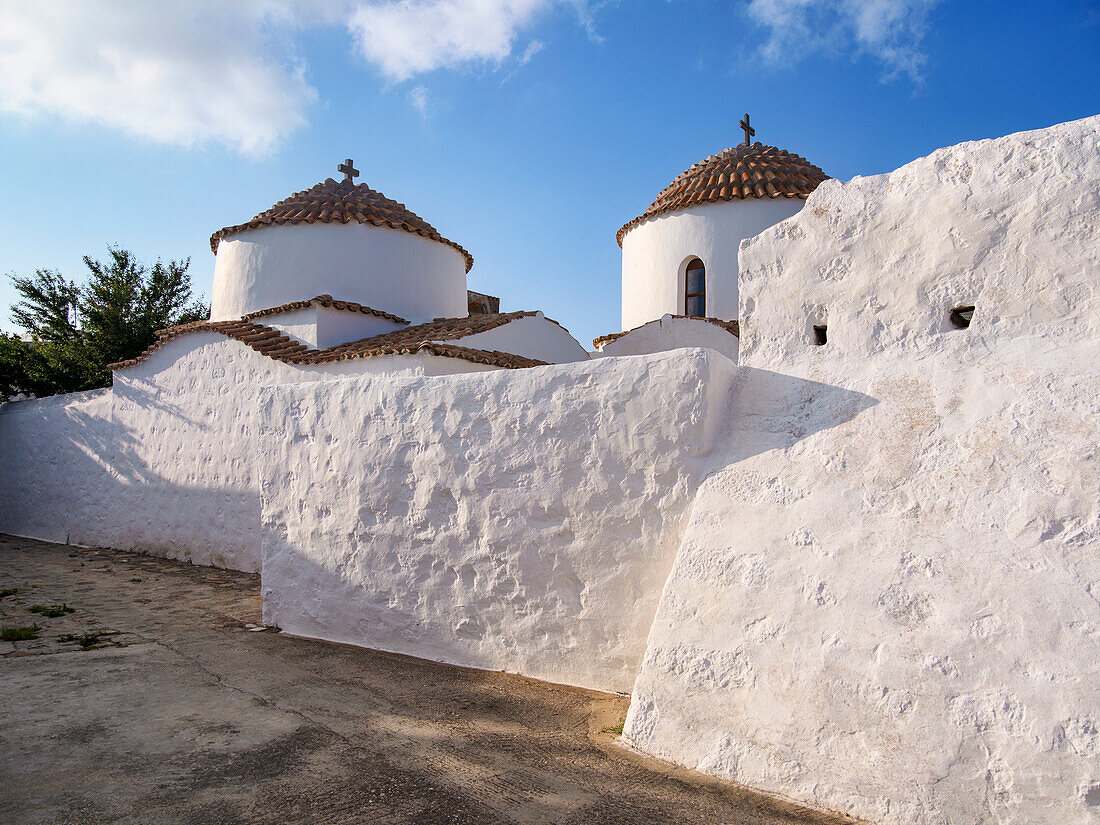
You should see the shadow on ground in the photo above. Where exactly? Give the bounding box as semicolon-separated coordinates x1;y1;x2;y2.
0;535;859;825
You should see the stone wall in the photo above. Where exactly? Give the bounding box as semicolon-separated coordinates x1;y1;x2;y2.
624;116;1100;824
258;349;735;692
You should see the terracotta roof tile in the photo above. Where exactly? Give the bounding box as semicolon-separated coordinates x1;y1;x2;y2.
241;295;409;325
592;316;740;349
617;142;829;246
210;178;474;272
109;312;548;372
320;311;538;357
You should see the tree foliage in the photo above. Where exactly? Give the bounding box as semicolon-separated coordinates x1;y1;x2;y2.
1;247;207;400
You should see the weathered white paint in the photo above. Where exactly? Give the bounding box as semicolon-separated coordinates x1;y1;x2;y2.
265;305;407;349
211;222;468;323
620;198;803;331
625;115;1100;825
258;349;736;692
0;335;497;572
449;314;590;364
598;315;739;363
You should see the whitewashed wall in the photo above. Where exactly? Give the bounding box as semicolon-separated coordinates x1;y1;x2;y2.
625;116;1100;825
598;315;739;363
266;305;407;349
0;335;494;572
448;314;590;364
211;222;468;323
620;198;803;331
258;349;736;692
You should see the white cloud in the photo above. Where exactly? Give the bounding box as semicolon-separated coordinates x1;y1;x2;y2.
408;84;431;117
519;39;547;65
744;0;942;81
0;0;599;152
346;0;557;82
0;1;324;155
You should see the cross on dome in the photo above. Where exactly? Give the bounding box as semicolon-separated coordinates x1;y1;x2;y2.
338;158;359;183
740;113;756;146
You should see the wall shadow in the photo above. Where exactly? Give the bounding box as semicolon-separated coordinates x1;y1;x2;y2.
0;390;260;570
706;366;879;472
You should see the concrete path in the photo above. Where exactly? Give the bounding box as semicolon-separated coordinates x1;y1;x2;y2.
0;535;856;825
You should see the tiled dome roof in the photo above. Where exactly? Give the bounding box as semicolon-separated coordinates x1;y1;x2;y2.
617;142;829;246
210;177;473;272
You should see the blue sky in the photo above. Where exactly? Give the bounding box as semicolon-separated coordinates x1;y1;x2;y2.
0;0;1097;347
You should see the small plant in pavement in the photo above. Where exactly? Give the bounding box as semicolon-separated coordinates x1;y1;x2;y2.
601;718;626;735
28;604;75;618
59;632;104;648
0;587;18;598
1;624;40;641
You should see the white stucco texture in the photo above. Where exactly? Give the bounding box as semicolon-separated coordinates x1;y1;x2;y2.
624;116;1100;825
447;314;590;364
246;307;589;365
210;222;468;323
598;315;739;363
619;197;803;331
266;305;407;349
258;349;736;693
0;334;497;572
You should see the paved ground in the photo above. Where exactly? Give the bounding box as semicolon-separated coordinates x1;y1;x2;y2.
0;535;857;825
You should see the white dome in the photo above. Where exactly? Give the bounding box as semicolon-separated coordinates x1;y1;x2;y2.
620;198;805;331
209;174;471;323
617;140;828;331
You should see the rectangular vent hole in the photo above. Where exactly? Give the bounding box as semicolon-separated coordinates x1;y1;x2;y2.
950;305;975;329
812;324;828;346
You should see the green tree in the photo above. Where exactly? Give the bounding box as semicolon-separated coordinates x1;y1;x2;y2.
2;247;208;400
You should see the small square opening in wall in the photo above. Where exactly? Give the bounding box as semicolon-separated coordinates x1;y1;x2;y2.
950;305;975;329
812;324;828;346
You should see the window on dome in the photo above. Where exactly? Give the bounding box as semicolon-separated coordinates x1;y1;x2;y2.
685;259;706;318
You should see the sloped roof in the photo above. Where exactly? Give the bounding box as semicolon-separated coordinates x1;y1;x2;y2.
592;315;740;349
617;142;829;245
241;294;408;325
210;177;474;272
109;312;548;372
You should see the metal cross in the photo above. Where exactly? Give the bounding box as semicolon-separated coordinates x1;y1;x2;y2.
739;113;756;146
338;158;359;183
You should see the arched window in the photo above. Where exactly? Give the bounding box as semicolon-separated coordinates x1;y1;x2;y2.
685;258;706;317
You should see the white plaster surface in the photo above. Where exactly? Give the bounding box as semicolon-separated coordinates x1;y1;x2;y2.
258;349;736;692
620;198;803;331
265;305;407;349
0;335;496;572
447;314;590;364
625;116;1100;825
211;222;468;323
598;315;739;363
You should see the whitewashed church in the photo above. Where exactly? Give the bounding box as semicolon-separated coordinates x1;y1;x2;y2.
112;115;821;379
2;115;1098;825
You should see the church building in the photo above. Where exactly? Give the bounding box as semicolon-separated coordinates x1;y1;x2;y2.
113;117;829;381
595;115;828;362
112;158;589;378
3;114;1098;825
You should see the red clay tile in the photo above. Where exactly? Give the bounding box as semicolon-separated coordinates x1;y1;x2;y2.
617;142;829;246
110;308;551;372
210;178;473;272
592;316;739;349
